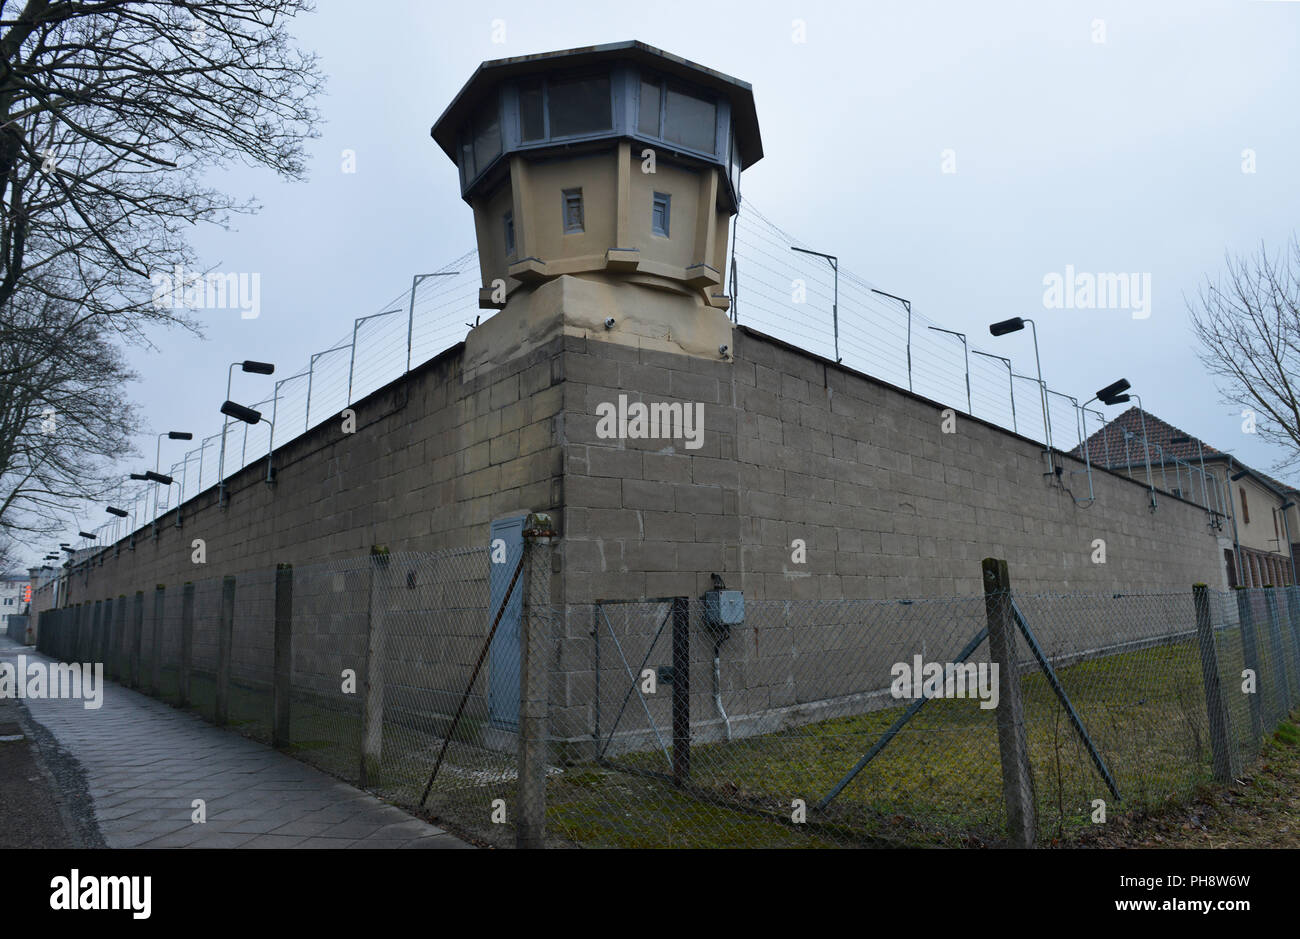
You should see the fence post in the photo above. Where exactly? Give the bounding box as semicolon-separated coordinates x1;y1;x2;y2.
361;546;389;786
1288;586;1300;696
75;603;88;662
517;514;557;849
1235;589;1264;743
981;557;1036;848
114;596;127;681
91;601;103;665
130;591;144;689
1264;587;1292;714
151;585;165;697
273;564;293;749
179;583;195;707
672;595;691;787
102;599;115;678
1193;584;1238;782
216;576;236;725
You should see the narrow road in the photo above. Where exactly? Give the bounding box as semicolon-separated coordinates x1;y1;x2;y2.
0;638;471;848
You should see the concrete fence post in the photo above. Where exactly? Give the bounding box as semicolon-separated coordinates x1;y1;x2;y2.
102;600;116;678
273;564;293;749
75;603;88;662
517;515;557;849
179;583;195;707
114;596;127;681
216;576;236;725
360;546;390;786
91;601;103;666
981;557;1036;848
1264;587;1292;715
1235;588;1264;743
150;585;165;697
1193;584;1238;783
130;591;144;689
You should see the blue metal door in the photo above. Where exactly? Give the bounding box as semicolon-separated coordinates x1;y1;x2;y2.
488;515;526;730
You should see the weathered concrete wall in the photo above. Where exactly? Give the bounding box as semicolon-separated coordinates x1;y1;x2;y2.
559;326;1222;603
35;337;565;615
552;326;1226;744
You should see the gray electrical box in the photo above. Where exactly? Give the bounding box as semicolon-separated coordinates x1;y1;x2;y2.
703;589;744;631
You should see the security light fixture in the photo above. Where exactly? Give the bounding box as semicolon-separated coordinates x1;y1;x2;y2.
220;363;275;507
1095;378;1131;405
988;317;1025;337
989;316;1052;457
106;507;128;517
221;400;263;425
1231;470;1248;481
78;532;95;539
1106;394;1131;403
168;431;193;440
145;471;173;485
61;546;74;553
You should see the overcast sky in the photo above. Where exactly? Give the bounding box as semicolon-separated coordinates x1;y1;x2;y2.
33;0;1300;564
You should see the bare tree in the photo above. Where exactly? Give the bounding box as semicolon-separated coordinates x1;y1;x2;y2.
0;287;138;541
0;1;323;538
1189;236;1300;473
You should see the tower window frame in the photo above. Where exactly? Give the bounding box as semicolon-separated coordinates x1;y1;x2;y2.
504;210;515;256
651;191;671;237
562;188;584;234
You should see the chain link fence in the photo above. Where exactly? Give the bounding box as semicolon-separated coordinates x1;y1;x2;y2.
31;559;1300;849
34;545;531;848
542;584;1300;848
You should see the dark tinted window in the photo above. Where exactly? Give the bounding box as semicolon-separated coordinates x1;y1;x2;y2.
664;87;715;153
520;80;545;141
548;76;611;137
638;80;661;136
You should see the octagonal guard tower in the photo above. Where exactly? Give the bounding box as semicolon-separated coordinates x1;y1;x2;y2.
431;41;762;376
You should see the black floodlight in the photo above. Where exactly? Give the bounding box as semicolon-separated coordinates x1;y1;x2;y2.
241;360;275;375
220;400;263;425
129;472;149;480
59;542;70;547
61;546;75;553
988;317;1025;336
1105;394;1131;404
78;531;96;539
1231;470;1248;481
168;431;194;440
145;471;173;485
1095;378;1131;404
1169;435;1190;445
106;506;129;517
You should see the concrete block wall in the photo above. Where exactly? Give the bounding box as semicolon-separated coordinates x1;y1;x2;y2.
555;326;1225;744
36;337;566;615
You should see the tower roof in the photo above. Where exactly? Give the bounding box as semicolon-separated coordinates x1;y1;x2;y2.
430;40;763;170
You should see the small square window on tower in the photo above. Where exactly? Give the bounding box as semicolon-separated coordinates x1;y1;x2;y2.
652;192;671;236
504;210;515;256
562;188;584;233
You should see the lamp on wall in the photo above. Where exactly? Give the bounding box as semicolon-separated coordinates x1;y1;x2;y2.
989;316;1053;460
221;400;276;485
219;361;275;507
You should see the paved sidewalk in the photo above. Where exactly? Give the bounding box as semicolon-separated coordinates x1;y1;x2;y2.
2;639;471;848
